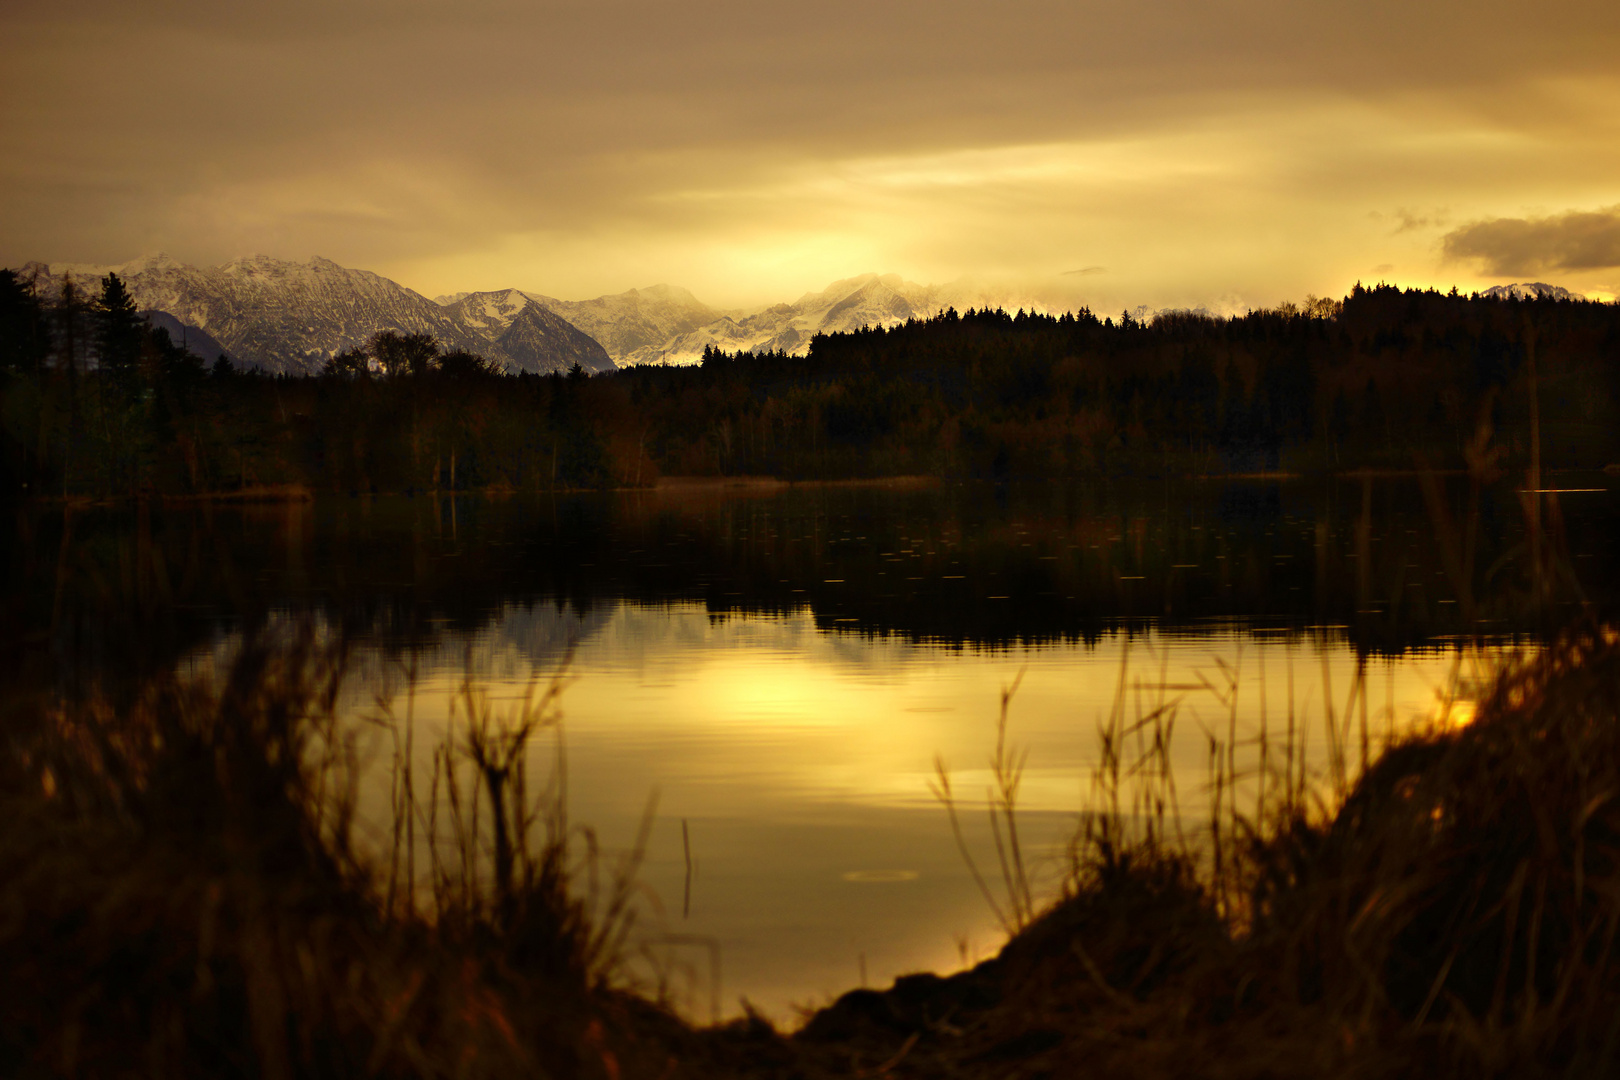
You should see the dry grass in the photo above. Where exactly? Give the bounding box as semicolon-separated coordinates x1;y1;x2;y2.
799;620;1620;1079
0;627;668;1079
6;619;1620;1078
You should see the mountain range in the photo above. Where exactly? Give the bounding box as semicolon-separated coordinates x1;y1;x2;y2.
22;254;1042;373
581;274;1042;365
477;284;722;365
16;253;1593;373
434;274;1042;366
1479;282;1584;302
21;254;613;376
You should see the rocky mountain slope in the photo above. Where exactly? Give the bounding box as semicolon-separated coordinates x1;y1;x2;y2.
44;252;1565;377
529;285;720;365
20;255;614;375
435;283;721;366
1481;282;1585;301
141;309;231;366
461;274;1038;366
23;253;1045;372
646;273;1042;364
435;289;615;374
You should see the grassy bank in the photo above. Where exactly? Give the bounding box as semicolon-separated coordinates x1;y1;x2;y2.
5;622;1620;1077
788;622;1620;1077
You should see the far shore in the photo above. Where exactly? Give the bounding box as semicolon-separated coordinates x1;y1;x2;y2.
21;465;1616;508
652;474;943;492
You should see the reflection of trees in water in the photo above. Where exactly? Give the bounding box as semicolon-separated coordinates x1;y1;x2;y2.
6;476;1614;697
456;600;619;678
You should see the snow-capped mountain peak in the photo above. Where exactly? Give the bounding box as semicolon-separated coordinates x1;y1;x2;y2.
606;272;1045;365
437;290;613;374
22;255;615;375
528;284;722;365
20;252;1050;371
1481;282;1584;301
448;289;542;334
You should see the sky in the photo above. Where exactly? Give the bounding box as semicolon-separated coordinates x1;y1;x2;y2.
3;0;1618;310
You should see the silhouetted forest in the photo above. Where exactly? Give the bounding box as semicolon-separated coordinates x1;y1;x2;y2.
3;270;1617;499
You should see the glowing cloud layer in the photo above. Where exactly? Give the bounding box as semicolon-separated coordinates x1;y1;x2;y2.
4;0;1618;307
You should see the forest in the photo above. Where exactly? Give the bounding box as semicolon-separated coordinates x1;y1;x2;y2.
2;269;1618;500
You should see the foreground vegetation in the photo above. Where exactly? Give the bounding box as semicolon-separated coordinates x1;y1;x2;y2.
3;269;1617;500
5;618;1620;1077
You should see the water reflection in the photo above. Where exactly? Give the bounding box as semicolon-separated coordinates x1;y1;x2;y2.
323;598;1503;1022
9;476;1614;1021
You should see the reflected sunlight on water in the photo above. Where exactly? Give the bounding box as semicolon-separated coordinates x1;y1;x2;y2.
26;476;1612;1029
317;600;1510;1023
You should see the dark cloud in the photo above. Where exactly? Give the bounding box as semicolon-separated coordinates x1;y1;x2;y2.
1442;206;1620;276
1063;266;1107;276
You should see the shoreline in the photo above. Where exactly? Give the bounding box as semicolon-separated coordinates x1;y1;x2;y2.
17;465;1615;507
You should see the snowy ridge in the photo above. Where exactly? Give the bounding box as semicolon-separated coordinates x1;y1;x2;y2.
19;255;614;375
1480;282;1585;301
22;252;1266;374
436;274;1046;367
575;273;1045;366
528;284;720;366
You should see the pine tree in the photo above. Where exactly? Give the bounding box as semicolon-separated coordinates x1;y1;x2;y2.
95;273;145;387
0;269;47;375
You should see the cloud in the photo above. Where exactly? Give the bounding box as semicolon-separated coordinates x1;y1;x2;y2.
1391;207;1450;235
1063;266;1107;276
5;1;1620;303
1442;205;1620;276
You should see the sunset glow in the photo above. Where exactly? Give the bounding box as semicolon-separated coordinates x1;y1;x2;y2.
6;1;1618;1061
347;602;1503;1018
5;1;1617;307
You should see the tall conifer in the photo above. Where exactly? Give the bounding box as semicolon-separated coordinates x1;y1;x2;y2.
95;272;145;385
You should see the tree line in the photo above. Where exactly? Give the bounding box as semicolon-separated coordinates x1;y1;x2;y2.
3;269;1617;500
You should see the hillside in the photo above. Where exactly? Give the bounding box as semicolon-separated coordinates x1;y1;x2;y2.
20;255;613;375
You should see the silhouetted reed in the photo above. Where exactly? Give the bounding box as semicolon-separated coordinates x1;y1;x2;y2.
929;668;1037;936
0;626;664;1079
907;622;1620;1078
9;601;1620;1078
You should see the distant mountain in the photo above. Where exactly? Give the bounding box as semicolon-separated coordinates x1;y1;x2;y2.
435;289;614;374
32;254;1600;378
143;310;230;364
20;253;1047;372
434;284;721;366
530;285;720;366
560;273;1038;366
1481;282;1584;301
19;255;614;375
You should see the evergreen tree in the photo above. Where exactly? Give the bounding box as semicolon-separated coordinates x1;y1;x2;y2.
0;269;47;375
0;269;51;496
95;273;145;386
148;325;206;386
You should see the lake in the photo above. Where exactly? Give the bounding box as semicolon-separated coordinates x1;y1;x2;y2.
12;473;1617;1022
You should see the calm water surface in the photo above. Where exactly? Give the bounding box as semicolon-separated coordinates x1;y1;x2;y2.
16;476;1618;1022
346;602;1493;1022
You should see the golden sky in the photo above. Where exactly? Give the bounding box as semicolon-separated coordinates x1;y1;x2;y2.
4;0;1618;307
